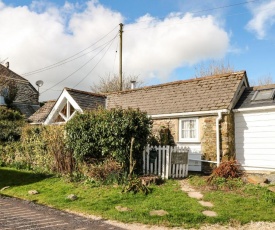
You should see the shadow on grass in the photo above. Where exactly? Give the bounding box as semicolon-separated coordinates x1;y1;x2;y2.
0;167;52;188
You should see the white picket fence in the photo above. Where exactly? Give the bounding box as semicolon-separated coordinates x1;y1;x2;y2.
143;145;190;179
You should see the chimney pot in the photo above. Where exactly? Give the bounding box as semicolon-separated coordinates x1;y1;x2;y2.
5;62;9;69
130;80;136;89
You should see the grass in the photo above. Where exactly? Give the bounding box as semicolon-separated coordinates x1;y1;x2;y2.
1;167;275;228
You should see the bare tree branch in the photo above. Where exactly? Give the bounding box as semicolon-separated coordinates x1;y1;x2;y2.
194;60;235;78
91;73;143;93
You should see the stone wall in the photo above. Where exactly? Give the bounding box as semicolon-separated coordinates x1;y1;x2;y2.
220;112;235;161
151;118;178;145
15;81;39;105
200;116;217;161
152;114;235;172
0;79;38;105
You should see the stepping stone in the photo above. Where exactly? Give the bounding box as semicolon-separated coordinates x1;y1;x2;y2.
149;210;169;216
188;191;203;199
115;206;132;212
28;190;39;195
202;210;217;217
198;201;214;207
67;194;78;200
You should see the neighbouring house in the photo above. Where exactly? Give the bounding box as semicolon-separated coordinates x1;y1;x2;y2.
233;84;275;171
39;71;249;172
0;63;39;118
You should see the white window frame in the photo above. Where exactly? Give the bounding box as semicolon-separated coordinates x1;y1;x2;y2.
179;118;199;142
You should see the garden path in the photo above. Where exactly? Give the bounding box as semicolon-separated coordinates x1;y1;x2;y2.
179;179;217;217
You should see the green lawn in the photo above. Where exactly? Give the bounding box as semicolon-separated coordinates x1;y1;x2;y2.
0;167;275;228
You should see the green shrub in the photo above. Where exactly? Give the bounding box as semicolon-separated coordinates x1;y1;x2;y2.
0;106;25;142
65;108;152;173
1;124;74;174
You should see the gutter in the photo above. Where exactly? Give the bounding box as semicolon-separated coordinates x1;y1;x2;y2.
150;109;229;119
216;111;222;167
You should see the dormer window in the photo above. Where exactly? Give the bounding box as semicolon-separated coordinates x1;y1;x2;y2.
251;89;275;102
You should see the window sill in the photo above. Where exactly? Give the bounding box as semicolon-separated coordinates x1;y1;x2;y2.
177;140;200;144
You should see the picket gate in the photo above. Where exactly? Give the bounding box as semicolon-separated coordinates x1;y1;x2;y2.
142;145;189;179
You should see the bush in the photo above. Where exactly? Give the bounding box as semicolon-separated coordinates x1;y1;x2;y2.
209;160;242;179
65;107;152;173
1;124;74;174
87;158;123;184
207;160;243;189
0;106;25;142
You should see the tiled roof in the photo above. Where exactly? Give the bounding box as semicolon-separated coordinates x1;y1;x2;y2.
0;64;28;82
28;100;56;123
65;88;106;110
107;71;247;115
234;84;275;110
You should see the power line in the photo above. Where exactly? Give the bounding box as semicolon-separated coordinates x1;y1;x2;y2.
22;25;119;76
73;34;118;88
40;33;118;95
112;36;119;74
23;39;117;77
130;0;259;24
124;0;271;32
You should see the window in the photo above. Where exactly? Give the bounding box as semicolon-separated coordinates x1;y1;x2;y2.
251;89;275;102
179;118;199;142
0;95;5;105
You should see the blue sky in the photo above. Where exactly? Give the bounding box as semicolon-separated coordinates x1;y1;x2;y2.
1;0;275;101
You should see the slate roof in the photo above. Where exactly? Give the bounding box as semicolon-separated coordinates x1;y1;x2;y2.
0;64;28;82
106;71;247;115
234;84;275;110
28;100;56;123
65;88;106;110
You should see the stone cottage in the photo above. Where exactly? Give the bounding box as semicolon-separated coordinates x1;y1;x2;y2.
38;71;249;171
106;71;249;170
0;63;39;118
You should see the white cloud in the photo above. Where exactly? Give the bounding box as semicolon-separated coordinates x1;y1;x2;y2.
246;0;275;39
0;0;229;101
124;13;229;79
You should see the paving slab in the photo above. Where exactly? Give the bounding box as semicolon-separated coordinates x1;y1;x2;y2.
202;210;217;217
187;191;203;200
198;201;214;207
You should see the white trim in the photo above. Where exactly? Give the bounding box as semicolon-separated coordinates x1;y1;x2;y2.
233;106;275;113
44;89;83;124
151;109;229;119
178;118;199;142
228;78;248;110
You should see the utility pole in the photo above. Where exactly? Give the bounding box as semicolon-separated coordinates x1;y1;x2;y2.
119;23;123;91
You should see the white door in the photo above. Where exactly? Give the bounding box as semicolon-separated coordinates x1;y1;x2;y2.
235;110;275;171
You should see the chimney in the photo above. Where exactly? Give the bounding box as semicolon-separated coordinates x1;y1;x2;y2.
130;80;136;89
5;62;9;69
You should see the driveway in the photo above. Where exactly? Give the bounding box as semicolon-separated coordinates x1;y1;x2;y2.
0;195;125;230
